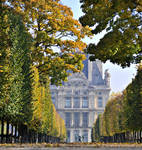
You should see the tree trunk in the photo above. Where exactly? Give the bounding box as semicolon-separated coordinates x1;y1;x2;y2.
1;118;4;143
11;124;13;143
6;120;9;143
14;125;17;143
140;130;142;143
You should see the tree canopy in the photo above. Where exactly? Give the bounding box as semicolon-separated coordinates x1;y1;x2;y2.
92;64;142;141
1;0;91;85
123;63;142;131
79;0;142;67
31;66;66;138
0;0;88;141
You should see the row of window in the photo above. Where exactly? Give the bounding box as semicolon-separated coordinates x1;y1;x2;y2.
65;82;87;87
52;97;103;108
65;97;103;108
65;112;88;128
66;90;89;96
65;97;88;108
51;91;102;95
51;90;88;95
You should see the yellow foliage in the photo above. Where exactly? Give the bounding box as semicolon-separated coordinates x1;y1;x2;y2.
30;66;66;139
2;0;91;84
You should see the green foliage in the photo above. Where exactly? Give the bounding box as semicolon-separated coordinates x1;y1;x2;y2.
0;0;91;140
2;0;91;85
6;13;33;124
123;63;142;131
92;93;126;140
92;64;142;140
31;67;66;138
79;0;142;67
92;114;103;141
0;7;33;126
103;93;125;136
0;6;11;119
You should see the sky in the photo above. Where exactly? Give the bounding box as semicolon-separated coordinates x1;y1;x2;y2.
61;0;137;93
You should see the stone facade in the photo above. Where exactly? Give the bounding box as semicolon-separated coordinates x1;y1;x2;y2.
50;58;111;142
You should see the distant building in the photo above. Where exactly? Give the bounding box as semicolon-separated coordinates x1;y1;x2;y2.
50;58;111;142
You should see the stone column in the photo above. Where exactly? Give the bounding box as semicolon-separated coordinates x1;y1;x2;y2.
94;96;97;109
71;112;74;127
70;129;74;143
71;96;73;108
94;112;97;122
80;112;82;127
80;97;82;108
88;129;92;142
89;112;94;127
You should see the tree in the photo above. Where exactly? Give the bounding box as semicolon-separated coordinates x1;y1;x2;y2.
0;7;33;122
79;0;142;67
92;114;103;142
7;13;33;126
104;93;125;135
31;66;66;138
0;4;11;120
2;0;91;85
30;67;42;132
40;76;54;134
0;8;33;142
0;6;12;142
123;63;142;131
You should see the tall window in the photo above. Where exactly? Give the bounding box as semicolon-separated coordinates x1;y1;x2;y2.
74;112;80;127
82;97;88;108
65;97;71;108
98;97;103;107
82;130;88;142
67;130;70;143
82;112;88;127
73;97;80;108
74;130;79;142
65;112;71;127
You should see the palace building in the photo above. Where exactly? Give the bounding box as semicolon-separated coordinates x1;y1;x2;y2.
50;58;111;142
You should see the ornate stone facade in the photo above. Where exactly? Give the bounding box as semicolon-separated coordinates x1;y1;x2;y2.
50;58;111;142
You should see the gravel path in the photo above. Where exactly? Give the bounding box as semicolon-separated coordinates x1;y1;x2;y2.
0;147;142;150
0;144;142;150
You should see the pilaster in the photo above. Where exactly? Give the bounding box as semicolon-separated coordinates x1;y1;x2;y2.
80;112;82;127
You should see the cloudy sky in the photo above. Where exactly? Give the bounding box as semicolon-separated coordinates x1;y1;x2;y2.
61;0;137;93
